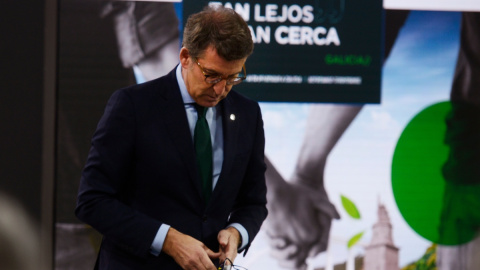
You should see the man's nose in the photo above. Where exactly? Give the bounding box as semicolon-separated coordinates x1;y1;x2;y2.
213;79;227;96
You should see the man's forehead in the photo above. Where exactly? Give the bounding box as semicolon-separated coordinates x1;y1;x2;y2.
197;48;245;74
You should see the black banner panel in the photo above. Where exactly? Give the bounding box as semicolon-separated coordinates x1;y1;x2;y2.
184;1;383;103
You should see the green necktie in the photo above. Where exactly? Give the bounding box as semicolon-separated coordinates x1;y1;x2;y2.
194;104;213;203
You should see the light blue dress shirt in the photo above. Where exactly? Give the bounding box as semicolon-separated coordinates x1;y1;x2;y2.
150;65;248;256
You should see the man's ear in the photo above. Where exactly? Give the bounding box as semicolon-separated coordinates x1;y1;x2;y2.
179;47;190;68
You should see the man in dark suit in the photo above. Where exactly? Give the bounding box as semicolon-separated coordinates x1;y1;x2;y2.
75;6;268;270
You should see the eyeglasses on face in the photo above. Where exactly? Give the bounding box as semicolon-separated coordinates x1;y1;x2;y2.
217;258;248;270
193;58;247;86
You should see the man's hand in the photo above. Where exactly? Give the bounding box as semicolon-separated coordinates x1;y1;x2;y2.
217;227;241;265
163;228;220;270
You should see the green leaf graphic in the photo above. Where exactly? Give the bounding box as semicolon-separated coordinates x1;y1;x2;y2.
341;195;361;219
347;231;364;249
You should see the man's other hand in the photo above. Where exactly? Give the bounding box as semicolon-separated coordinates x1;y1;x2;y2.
217;227;241;265
163;228;220;270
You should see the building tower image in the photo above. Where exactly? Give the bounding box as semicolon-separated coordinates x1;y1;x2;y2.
363;203;399;270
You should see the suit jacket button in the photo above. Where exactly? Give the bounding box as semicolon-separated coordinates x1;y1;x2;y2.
202;215;208;222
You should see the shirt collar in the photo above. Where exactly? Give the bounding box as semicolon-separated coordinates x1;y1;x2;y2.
176;64;196;104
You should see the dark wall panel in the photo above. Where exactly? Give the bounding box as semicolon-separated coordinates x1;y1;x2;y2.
0;0;46;221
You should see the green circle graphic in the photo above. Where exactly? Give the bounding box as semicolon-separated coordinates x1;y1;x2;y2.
392;101;479;245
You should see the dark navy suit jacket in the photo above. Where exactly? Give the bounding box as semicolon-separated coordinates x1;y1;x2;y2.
75;67;268;269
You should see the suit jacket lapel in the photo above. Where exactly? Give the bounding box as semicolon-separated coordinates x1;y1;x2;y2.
210;96;239;203
154;69;203;200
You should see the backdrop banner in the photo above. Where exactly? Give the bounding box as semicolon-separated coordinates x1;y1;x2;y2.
183;0;383;103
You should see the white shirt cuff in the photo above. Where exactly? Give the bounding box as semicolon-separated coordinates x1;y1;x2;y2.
150;224;171;256
227;223;249;250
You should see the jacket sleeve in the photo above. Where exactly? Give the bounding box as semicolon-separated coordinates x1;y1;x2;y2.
75;89;161;258
228;101;268;255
